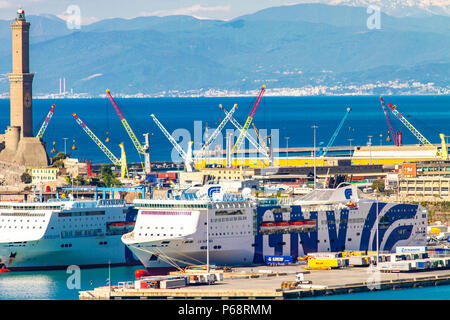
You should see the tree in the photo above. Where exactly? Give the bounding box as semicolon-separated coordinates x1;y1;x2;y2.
74;175;87;186
372;179;385;192
21;172;32;184
52;160;65;168
53;152;67;161
100;164;121;187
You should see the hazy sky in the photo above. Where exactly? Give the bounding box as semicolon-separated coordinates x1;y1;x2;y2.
0;0;322;23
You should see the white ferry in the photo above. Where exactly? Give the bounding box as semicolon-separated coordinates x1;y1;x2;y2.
0;198;139;270
122;184;427;272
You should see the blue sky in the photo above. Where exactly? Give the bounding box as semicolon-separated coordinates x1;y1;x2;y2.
0;0;316;22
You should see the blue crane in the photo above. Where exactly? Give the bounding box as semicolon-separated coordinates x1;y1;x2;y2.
318;107;351;157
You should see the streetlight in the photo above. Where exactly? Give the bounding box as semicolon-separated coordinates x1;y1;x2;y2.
348;138;354;156
379;134;383;146
285;137;290;167
312;125;318;189
368;135;373;165
376;190;379;267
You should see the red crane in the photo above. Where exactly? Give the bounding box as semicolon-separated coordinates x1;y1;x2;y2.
379;96;401;146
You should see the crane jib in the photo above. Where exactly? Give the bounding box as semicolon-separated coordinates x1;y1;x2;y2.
107;92;125;121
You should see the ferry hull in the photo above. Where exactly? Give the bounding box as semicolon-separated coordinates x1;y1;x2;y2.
0;237;139;270
125;199;427;270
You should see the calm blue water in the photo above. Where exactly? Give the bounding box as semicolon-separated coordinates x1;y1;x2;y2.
0;96;448;163
1;266;450;300
303;284;450;300
0;265;143;300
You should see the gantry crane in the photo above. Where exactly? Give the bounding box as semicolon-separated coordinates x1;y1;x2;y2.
318;107;351;157
36;104;56;139
219;104;269;159
379;97;401;146
194;104;238;161
106;89;150;174
72;113;129;178
384;100;448;160
151;114;194;172
232;85;266;153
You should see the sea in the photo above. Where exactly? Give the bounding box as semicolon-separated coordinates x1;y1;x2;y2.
0;95;448;300
0;95;448;164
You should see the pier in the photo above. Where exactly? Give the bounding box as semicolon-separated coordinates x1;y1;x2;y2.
79;265;450;300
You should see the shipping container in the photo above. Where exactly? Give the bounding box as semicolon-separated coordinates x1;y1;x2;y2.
348;257;369;266
396;246;427;254
265;255;293;265
160;278;186;289
308;259;342;269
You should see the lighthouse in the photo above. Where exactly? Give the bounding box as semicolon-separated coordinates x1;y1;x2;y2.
0;8;48;167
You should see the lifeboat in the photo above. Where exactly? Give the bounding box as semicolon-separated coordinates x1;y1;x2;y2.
108;221;135;231
288;220;306;231
260;222;277;234
275;222;289;227
346;202;358;209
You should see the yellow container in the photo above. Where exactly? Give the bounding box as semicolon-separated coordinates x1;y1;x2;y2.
431;228;442;234
308;259;339;268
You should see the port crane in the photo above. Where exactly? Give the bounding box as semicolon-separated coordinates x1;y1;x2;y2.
252;123;268;151
72;113;129;178
194;104;238;161
151;114;194;172
232;85;266;153
384;100;448;160
379;97;401;146
219;104;270;159
318;107;351;157
36;104;56;139
106;89;151;174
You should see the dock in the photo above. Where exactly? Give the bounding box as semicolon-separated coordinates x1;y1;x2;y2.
79;265;450;300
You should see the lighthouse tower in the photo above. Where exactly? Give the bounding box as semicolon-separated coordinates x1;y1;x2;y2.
0;8;48;167
9;8;34;138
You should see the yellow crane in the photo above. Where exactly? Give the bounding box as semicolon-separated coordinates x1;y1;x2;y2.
106;89;151;174
384;99;448;160
72;113;129;179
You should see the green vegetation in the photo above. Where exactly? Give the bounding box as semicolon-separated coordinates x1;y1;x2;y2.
20;172;32;184
52;160;65;168
371;180;385;192
100;164;121;187
53;152;67;161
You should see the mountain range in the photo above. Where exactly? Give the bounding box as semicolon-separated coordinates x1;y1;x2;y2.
0;3;448;96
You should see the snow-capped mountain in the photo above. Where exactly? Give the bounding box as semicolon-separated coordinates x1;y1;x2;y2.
296;0;450;17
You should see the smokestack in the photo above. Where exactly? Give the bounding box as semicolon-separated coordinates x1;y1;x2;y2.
59;78;61;95
226;133;232;168
268;136;273;167
63;78;66;95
